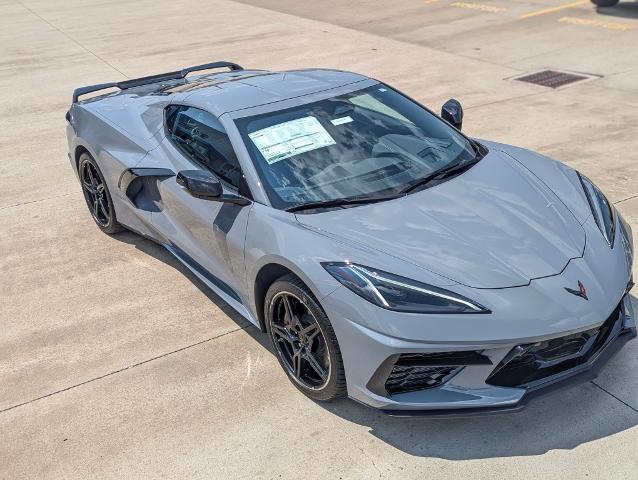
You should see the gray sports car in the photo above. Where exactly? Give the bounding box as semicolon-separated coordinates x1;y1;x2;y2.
67;61;635;415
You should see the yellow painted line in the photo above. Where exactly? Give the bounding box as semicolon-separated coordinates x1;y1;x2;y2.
450;2;506;13
423;0;439;4
520;0;589;19
558;16;636;30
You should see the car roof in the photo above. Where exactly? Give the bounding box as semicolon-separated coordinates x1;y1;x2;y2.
170;68;370;116
76;68;372;150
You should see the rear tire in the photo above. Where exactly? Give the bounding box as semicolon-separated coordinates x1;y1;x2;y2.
265;274;347;401
78;152;123;235
591;0;619;6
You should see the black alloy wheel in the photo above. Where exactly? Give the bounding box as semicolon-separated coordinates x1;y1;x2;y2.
270;292;331;389
79;153;123;234
265;275;346;401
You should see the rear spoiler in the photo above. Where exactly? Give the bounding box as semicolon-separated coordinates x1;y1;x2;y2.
72;60;243;103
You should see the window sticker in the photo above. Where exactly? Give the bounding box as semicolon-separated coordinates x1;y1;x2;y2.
330;116;353;126
248;116;336;164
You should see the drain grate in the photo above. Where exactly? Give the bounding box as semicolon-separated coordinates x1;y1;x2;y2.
514;70;589;89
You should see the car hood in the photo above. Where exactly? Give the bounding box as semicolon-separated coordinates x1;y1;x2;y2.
296;149;586;289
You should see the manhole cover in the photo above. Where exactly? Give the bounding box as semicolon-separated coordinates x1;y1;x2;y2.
513;70;591;89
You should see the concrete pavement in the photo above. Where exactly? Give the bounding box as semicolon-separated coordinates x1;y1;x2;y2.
1;0;637;478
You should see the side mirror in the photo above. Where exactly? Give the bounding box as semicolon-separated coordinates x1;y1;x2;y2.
176;170;251;206
441;99;463;130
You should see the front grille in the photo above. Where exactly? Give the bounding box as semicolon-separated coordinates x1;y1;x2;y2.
385;365;462;395
487;303;623;388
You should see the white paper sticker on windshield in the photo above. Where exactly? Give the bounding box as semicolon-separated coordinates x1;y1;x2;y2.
330;116;353;126
248;116;336;164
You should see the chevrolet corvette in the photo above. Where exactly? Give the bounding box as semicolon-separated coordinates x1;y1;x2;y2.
67;61;635;415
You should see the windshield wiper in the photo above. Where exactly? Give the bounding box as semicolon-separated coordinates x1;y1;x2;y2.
285;194;404;213
400;158;480;195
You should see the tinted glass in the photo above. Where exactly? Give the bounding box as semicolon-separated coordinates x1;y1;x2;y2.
166;105;242;189
235;84;477;209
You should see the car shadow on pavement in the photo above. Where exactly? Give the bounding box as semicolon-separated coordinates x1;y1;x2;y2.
596;3;638;19
114;230;253;327
113;229;274;348
320;379;638;459
320;291;638;460
114;231;638;460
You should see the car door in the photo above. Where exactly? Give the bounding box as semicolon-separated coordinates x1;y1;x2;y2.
150;104;253;305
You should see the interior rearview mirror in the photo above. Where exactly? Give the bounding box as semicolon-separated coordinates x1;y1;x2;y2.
441;99;463;131
176;170;251;206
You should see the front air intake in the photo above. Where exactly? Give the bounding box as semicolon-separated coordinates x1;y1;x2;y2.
368;351;492;396
385;365;462;395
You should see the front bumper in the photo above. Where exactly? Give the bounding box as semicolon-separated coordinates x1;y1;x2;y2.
323;288;635;415
385;298;636;417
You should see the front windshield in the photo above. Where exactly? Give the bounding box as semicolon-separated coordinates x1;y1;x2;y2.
235;84;477;210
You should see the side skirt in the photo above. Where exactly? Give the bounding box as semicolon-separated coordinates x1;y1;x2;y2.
164;243;259;328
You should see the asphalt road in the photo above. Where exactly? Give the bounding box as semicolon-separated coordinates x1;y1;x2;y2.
1;0;637;478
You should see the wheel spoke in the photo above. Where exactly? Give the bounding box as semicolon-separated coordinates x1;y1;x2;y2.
303;351;327;381
93;198;99;215
292;350;302;377
87;166;97;186
282;295;296;324
98;198;109;219
300;323;320;342
83;181;96;194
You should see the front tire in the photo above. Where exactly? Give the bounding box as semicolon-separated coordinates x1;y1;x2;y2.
78;152;123;235
591;0;619;6
265;274;346;401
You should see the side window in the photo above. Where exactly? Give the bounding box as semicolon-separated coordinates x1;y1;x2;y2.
166;105;243;190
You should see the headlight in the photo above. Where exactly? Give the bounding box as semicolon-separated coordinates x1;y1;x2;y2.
619;215;634;271
578;173;616;247
322;263;490;314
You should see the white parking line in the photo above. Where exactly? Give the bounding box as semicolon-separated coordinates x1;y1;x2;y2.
450;2;506;13
558;16;637;31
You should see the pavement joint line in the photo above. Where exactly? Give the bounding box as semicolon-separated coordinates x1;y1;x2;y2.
0;192;76;211
14;0;129;79
614;193;638;205
0;325;250;415
505;45;575;65
425;48;527;72
520;0;589;19
590;381;638;414
464;90;548;110
607;65;638;77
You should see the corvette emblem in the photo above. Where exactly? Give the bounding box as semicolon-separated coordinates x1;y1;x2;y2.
565;281;588;300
